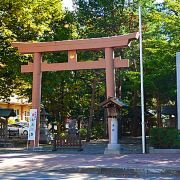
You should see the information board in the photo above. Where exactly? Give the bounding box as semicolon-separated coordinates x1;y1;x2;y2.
28;109;37;140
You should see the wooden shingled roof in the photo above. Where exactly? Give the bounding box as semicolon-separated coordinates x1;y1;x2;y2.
100;97;128;108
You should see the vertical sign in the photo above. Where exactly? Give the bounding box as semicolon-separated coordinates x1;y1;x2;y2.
111;118;118;144
28;109;37;141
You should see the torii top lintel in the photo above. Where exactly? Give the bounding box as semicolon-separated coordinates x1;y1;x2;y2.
12;32;139;54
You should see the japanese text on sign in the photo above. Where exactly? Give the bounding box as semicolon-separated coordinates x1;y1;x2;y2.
28;109;37;140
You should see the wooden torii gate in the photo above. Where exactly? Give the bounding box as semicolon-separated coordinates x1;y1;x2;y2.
12;32;139;153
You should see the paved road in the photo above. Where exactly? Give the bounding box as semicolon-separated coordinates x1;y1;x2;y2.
0;172;179;180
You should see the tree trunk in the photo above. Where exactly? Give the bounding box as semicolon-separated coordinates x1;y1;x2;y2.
131;90;139;136
157;97;162;127
116;74;122;99
103;109;108;138
86;79;96;142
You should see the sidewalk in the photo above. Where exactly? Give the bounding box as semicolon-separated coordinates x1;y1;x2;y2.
0;138;180;176
0;151;180;176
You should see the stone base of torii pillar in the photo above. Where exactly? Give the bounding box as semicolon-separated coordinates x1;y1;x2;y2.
104;117;121;155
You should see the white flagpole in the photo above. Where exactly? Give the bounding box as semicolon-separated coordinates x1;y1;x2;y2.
139;6;146;154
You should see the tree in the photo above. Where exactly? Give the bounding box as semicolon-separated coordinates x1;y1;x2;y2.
0;0;64;99
74;0;180;133
142;0;180;127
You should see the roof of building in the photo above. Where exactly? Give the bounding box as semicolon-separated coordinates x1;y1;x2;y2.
161;106;177;115
0;108;16;118
0;94;31;106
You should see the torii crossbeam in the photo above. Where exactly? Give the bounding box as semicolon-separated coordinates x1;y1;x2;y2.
12;32;139;153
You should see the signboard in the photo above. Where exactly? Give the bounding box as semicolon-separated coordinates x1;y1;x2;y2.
28;109;37;140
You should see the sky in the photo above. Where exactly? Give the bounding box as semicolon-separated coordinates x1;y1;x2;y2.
62;0;73;11
156;0;164;2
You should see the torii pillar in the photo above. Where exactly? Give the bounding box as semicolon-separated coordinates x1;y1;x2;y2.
104;48;120;154
32;53;42;147
12;32;139;151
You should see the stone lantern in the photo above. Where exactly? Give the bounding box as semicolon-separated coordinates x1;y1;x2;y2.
40;108;51;143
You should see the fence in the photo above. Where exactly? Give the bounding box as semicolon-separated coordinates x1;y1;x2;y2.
52;134;82;151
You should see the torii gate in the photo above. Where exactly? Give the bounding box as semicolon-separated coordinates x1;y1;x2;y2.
12;32;139;153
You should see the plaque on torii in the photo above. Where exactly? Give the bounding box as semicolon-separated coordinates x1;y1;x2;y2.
12;32;139;149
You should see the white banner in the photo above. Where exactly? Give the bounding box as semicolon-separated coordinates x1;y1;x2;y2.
28;109;37;141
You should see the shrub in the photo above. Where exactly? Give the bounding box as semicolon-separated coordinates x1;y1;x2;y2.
59;132;66;139
79;128;87;139
149;127;180;149
92;124;104;139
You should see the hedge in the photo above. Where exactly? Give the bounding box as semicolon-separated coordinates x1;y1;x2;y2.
149;127;180;149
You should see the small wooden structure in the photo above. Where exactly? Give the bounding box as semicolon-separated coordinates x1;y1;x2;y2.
0;108;16;147
100;97;128;154
0;108;16;139
0;118;6;139
100;97;128;116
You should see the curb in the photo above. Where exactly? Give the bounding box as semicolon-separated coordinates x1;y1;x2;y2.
46;166;180;176
1;166;180;176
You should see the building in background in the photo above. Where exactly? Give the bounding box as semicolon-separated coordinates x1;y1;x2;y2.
0;94;32;122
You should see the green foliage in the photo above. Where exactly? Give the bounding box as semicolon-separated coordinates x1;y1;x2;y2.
75;0;129;38
1;0;180;136
0;0;63;40
92;123;104;139
0;0;64;99
150;128;180;149
79;128;87;139
59;132;66;139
